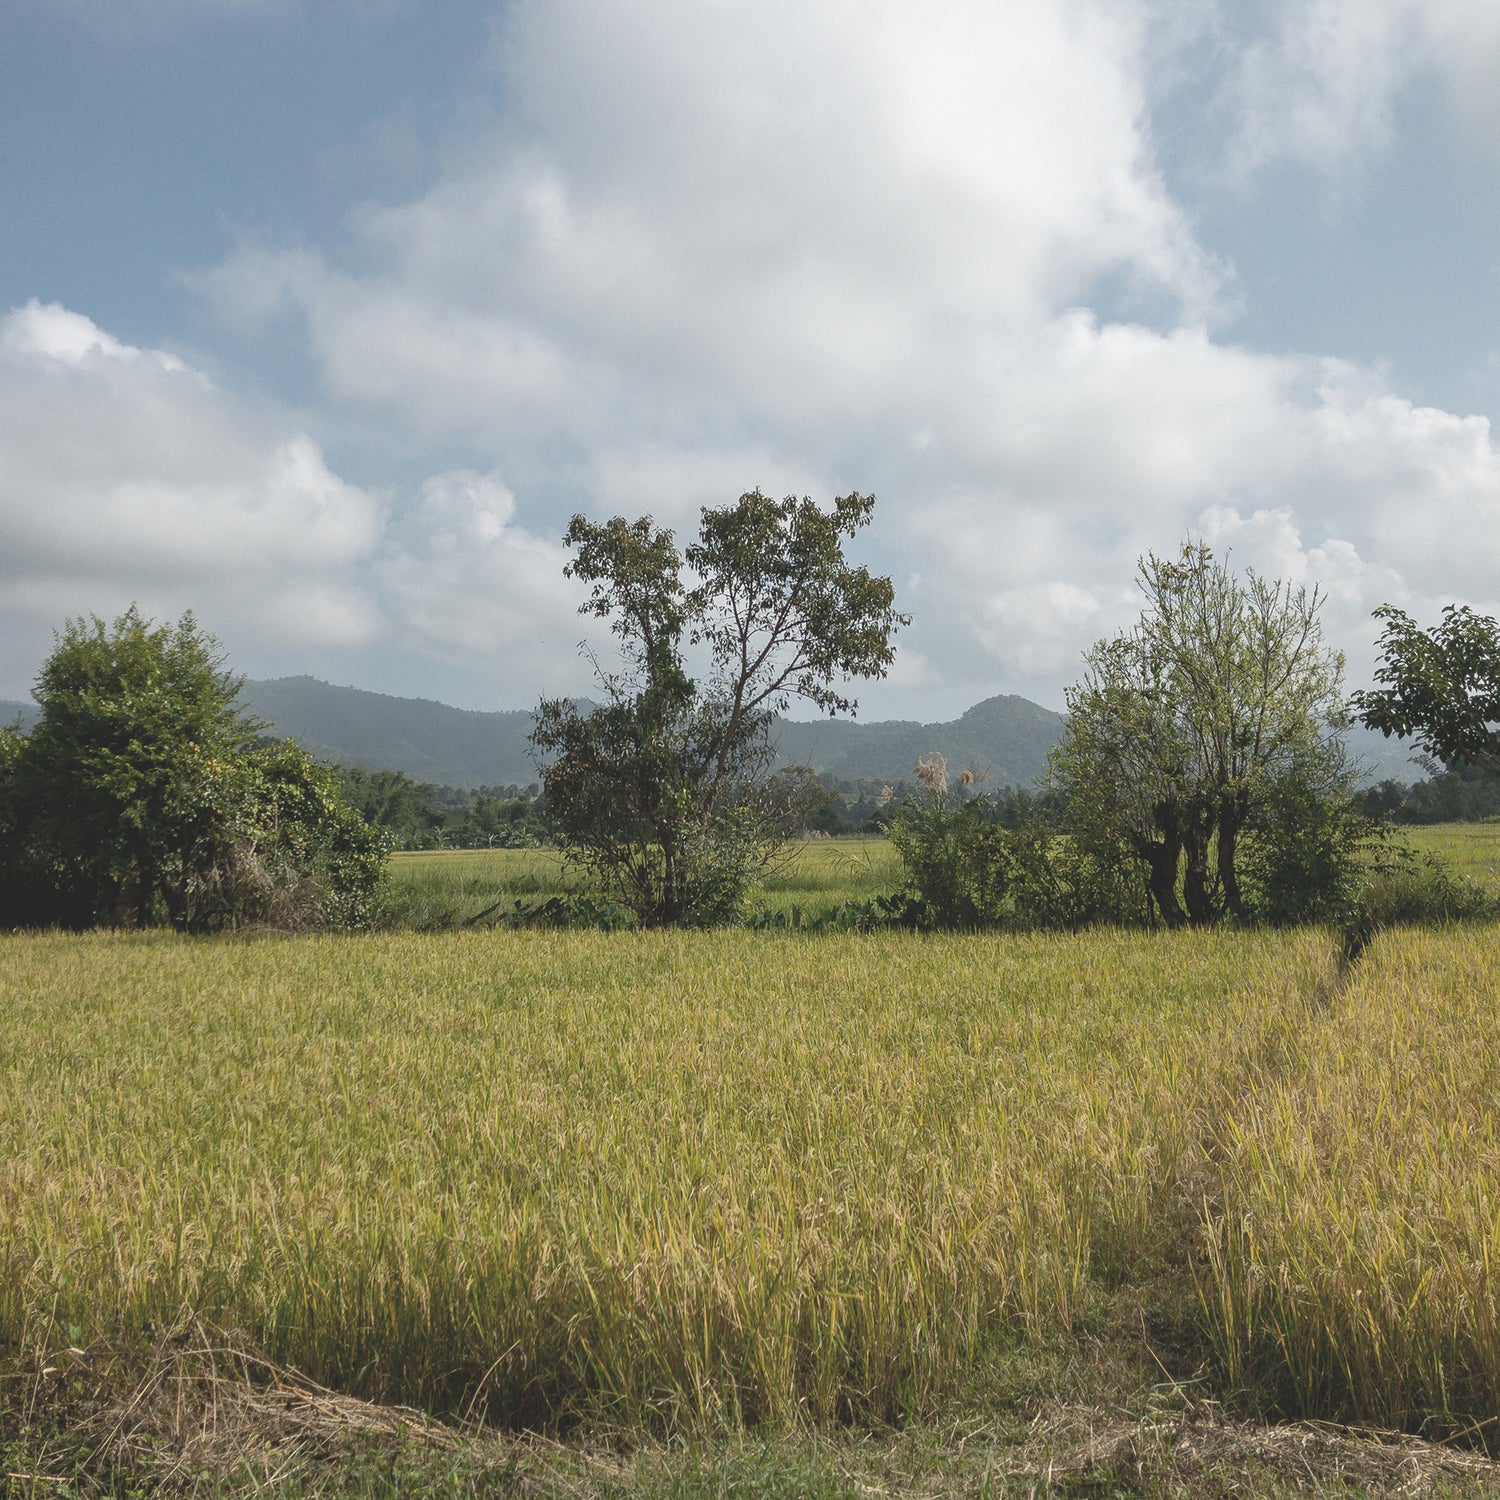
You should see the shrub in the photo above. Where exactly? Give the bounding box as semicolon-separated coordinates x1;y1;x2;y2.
1357;844;1499;928
0;608;387;932
887;756;1014;928
1239;778;1383;927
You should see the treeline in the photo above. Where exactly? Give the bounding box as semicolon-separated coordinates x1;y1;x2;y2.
800;779;1061;836
329;757;1500;853
1354;761;1500;824
330;762;1067;847
329;765;548;849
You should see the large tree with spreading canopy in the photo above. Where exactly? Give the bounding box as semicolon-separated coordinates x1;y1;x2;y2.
532;489;907;925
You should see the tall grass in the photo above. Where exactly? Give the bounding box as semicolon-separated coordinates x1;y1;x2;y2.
380;847;579;928
0;926;1327;1431
1202;927;1500;1436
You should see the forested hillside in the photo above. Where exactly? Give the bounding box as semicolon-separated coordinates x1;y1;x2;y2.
238;676;1070;790
3;676;1426;792
240;677;539;791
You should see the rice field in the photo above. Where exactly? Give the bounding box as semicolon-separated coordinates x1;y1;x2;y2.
385;823;1500;930
6;833;1500;1453
1204;926;1500;1436
4;925;1328;1431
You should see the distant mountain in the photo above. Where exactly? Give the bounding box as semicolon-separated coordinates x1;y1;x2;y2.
235;676;1067;789
3;678;1429;791
772;694;1065;788
240;677;540;789
0;700;37;733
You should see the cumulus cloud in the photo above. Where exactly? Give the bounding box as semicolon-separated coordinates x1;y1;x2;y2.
0;300;386;693
174;0;1500;715
207;0;1225;455
374;468;582;680
0;300;592;709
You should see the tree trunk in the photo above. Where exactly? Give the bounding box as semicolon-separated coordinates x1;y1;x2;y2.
1217;812;1244;921
112;858;143;928
1183;820;1216;927
1134;832;1185;929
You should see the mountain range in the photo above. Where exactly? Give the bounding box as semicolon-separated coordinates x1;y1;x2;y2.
3;675;1423;790
234;677;1069;789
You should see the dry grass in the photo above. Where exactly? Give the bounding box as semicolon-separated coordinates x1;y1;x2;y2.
12;1333;1500;1498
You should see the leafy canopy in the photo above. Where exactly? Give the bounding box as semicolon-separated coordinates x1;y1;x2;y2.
1353;604;1500;777
0;606;387;930
533;489;907;925
1051;544;1350;927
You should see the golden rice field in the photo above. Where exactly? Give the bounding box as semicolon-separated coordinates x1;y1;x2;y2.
1;926;1315;1429
4;910;1500;1446
1206;927;1500;1433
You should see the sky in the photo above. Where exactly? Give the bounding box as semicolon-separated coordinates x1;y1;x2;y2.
3;0;1499;720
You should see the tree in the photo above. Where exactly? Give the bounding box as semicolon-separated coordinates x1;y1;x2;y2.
1051;545;1349;927
760;764;839;838
531;490;907;925
1352;604;1500;776
0;607;388;931
1052;628;1198;925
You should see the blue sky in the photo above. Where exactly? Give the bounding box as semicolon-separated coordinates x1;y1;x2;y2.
3;0;1499;718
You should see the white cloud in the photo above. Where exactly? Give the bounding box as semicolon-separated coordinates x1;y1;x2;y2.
374;468;582;675
206;0;1225;449
1215;0;1500;176
1;300;172;366
0;300;595;710
0;301;383;694
173;0;1500;717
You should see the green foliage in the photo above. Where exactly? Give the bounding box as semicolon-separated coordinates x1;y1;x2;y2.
1356;843;1500;928
889;756;1143;933
887;756;1014;928
334;765;548;849
1052;545;1348;928
333;765;446;845
1356;760;1500;824
229;743;391;930
0;607;387;931
762;764;840;837
1238;768;1384;927
1354;603;1500;776
8;606;256;925
1005;818;1145;931
533;491;907;926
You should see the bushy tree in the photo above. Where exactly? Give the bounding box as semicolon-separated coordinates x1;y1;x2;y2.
0;608;387;931
1237;748;1382;926
888;754;1140;932
532;490;907;925
1052;546;1352;927
1353;604;1500;775
887;755;1014;928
